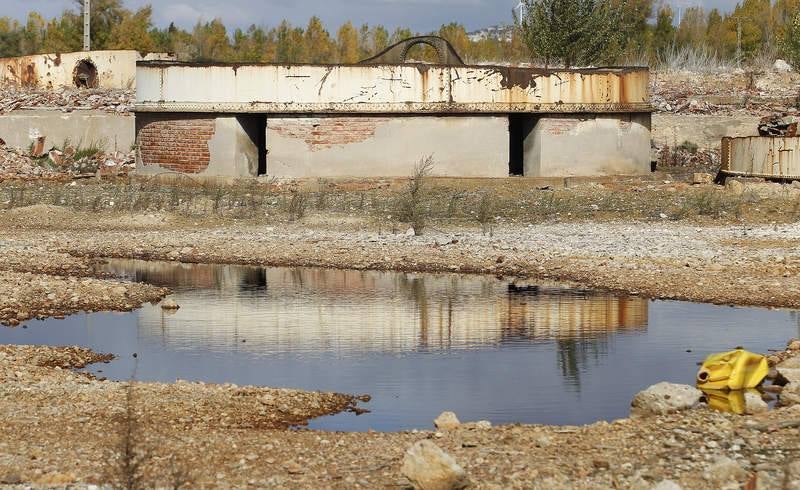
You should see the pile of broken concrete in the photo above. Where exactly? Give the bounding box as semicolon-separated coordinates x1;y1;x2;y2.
0;138;135;180
0;86;134;114
758;111;800;136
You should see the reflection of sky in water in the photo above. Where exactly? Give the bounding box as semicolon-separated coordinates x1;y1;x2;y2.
1;260;798;432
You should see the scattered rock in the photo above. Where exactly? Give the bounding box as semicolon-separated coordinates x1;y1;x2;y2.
773;59;792;72
652;480;682;490
703;456;748;485
692;173;714;185
401;440;468;490
434;411;461;430
726;179;745;194
744;391;768;414
788;339;800;351
631;382;702;417
160;298;180;310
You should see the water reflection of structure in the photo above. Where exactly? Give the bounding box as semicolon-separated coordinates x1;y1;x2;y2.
110;261;649;364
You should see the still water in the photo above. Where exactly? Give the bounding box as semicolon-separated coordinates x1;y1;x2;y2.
1;259;798;431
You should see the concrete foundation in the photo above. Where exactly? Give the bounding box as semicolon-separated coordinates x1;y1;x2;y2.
0;110;134;152
266;116;509;178
523;114;652;177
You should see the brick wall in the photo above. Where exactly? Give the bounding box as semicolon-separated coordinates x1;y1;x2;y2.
268;117;390;152
138;117;215;173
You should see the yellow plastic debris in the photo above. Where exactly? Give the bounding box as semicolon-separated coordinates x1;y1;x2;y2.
696;349;768;391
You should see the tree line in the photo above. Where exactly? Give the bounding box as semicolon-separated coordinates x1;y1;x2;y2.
1;0;799;68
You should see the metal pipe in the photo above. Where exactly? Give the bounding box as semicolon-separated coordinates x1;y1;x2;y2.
83;0;91;51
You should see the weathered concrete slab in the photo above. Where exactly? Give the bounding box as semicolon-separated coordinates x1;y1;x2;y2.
135;63;650;114
525;114;652;177
652;114;759;149
266;116;509;178
0;110;134;152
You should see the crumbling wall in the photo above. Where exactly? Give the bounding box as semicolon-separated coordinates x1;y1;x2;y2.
0;50;173;90
137;116;215;174
136;114;261;177
266;116;509;178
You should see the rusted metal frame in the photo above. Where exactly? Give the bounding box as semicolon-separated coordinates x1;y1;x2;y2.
134;102;653;114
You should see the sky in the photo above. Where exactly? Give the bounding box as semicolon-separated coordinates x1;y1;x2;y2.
7;0;738;32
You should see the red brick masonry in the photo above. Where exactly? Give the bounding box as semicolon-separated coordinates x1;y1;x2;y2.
138;118;215;173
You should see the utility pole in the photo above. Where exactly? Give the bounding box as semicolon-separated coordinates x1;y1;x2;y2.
83;0;91;51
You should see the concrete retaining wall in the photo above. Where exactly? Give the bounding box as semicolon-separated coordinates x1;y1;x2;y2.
0;110;134;152
266;116;509;178
524;114;652;177
652;114;759;149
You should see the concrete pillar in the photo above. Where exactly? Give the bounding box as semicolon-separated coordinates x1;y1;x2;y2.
523;113;652;177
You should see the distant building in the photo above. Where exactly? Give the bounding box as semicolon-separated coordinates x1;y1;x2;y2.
467;24;515;43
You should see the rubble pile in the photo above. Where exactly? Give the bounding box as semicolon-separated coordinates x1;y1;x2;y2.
758;111;799;136
0;140;134;180
656;144;720;170
0;87;134;114
652;71;800;116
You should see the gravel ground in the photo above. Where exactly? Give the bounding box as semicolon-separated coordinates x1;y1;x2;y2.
0;344;798;488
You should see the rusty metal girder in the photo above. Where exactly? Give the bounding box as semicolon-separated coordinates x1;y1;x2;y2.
359;36;465;66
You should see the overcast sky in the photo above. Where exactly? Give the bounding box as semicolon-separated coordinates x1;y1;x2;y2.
8;0;738;32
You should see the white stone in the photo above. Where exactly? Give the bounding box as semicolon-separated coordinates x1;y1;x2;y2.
401;440;468;490
652;480;683;490
703;456;748;484
744;392;768;414
160;298;180;310
434;411;461;430
631;382;702;417
773;59;792;72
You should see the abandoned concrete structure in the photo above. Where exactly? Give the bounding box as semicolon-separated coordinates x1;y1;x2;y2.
135;45;652;178
0;50;174;89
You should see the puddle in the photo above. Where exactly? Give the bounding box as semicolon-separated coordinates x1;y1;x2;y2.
1;259;798;432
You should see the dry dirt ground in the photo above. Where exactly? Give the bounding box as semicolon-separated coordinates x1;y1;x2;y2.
1;177;800;488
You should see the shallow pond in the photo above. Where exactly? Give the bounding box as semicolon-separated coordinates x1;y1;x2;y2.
1;259;798;431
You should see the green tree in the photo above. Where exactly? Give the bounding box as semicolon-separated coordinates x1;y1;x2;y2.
21;12;46;54
42;13;82;53
108;6;155;52
72;0;126;49
305;16;333;63
652;6;675;54
192;19;231;62
781;10;800;67
676;7;707;48
438;23;471;61
519;0;623;67
275;21;307;63
370;25;390;55
0;17;22;57
336;21;359;63
706;9;726;55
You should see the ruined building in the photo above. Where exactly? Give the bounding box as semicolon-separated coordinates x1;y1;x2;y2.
135;38;652;179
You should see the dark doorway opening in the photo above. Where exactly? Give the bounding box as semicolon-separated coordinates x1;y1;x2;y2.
509;115;534;176
238;115;268;176
73;59;98;88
